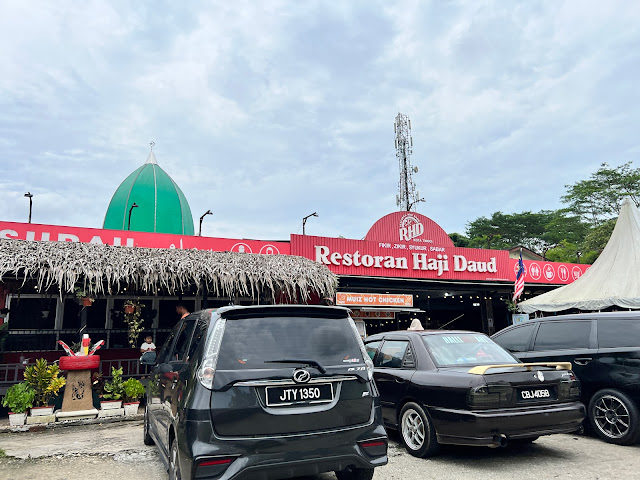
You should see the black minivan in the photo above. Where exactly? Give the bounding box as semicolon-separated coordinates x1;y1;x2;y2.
492;312;640;445
143;305;388;480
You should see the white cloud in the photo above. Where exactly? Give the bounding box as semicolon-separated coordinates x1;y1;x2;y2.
1;0;639;242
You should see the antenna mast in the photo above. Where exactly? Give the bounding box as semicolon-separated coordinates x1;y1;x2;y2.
394;113;423;211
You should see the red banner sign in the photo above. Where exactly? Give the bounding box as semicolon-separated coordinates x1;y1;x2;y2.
0;221;290;255
508;258;590;284
336;292;413;307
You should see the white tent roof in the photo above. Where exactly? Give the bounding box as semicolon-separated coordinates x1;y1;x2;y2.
519;197;640;313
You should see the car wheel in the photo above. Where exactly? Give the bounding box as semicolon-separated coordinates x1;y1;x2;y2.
399;402;439;457
589;389;640;445
334;466;374;480
143;406;154;446
169;439;182;480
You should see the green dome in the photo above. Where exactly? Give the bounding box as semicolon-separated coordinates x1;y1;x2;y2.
103;152;195;235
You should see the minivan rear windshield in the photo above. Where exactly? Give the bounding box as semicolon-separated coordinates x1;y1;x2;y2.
216;316;364;370
423;333;517;367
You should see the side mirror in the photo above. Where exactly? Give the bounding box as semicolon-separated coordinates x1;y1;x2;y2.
140;351;157;365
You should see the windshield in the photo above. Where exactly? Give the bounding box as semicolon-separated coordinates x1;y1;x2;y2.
216;316;364;370
422;333;517;367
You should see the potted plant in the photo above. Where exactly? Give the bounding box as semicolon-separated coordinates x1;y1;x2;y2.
122;377;145;415
1;381;35;426
123;300;145;348
74;287;95;306
23;358;66;416
101;367;124;409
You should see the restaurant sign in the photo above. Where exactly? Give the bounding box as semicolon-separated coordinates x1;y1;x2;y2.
336;292;413;307
291;211;589;285
0;221;290;255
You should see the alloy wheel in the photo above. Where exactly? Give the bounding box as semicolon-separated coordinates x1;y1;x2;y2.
401;408;425;450
593;395;631;439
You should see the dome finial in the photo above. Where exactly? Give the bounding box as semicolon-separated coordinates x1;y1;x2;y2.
146;141;157;164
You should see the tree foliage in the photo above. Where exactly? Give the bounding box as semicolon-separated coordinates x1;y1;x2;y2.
561;162;640;226
462;162;638;264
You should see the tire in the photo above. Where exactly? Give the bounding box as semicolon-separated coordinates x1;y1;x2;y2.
399;402;439;458
143;406;154;446
588;389;640;445
335;467;375;480
169;439;182;480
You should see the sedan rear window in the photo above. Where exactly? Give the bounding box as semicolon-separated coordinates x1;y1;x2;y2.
422;334;516;367
216;316;364;370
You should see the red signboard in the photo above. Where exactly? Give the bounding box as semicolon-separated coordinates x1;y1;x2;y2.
508;258;590;284
0;221;290;255
292;234;587;285
292;234;512;282
365;211;455;247
336;292;413;307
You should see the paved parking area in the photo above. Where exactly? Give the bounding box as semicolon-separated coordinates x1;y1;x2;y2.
0;421;638;479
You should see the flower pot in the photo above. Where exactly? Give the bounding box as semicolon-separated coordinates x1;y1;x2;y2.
123;402;140;416
100;400;122;410
82;297;93;306
124;304;135;314
30;406;54;416
9;412;27;426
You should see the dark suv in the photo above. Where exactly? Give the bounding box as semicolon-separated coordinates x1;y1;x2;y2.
492;312;640;445
142;305;388;480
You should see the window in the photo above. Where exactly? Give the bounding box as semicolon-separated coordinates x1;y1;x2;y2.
216;316;364;370
422;334;515;366
375;341;409;368
172;320;197;362
598;319;640;349
156;322;182;365
533;321;591;351
494;324;535;353
365;341;381;360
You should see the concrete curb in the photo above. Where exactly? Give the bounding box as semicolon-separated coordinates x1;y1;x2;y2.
0;413;143;435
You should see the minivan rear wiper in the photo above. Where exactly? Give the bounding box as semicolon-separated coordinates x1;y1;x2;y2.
264;358;327;374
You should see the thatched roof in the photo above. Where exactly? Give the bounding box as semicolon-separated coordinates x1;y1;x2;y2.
0;238;337;301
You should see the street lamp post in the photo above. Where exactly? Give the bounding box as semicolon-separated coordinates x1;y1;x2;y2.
199;210;212;236
302;212;318;235
127;203;139;230
24;192;33;223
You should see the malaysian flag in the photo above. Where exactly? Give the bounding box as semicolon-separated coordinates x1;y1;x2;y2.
513;249;525;302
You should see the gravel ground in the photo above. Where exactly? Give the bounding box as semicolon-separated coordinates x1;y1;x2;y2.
0;421;638;479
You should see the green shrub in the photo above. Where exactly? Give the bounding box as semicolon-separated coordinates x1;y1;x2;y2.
123;378;145;403
24;359;66;407
103;367;124;401
2;382;35;413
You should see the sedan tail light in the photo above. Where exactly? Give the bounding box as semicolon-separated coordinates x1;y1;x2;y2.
467;384;513;409
558;371;581;400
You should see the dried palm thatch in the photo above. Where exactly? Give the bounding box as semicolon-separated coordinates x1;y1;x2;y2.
0;238;337;302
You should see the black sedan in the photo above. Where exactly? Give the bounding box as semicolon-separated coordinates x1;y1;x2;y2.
365;330;585;457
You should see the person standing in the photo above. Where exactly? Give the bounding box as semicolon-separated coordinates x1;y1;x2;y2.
176;303;190;319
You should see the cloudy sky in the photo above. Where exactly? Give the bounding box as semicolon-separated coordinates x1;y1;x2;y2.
1;1;638;241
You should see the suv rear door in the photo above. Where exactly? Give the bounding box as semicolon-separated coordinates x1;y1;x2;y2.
207;307;374;437
595;318;640;396
526;319;597;397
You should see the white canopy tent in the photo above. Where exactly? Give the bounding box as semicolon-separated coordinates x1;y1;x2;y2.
519;197;640;313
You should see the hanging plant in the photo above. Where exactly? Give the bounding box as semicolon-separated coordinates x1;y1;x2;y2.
74;286;95;306
123;300;145;348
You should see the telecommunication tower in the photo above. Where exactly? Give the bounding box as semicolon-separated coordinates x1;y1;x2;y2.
394;113;423;211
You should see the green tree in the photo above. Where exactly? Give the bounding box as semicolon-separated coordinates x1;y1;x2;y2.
448;232;470;247
562;162;640;226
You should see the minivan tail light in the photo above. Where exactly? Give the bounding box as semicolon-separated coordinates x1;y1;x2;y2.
347;317;375;381
197;318;227;390
198;458;233;467
358;439;388;457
